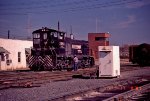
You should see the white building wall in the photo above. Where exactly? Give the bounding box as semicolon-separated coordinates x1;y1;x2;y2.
0;38;33;70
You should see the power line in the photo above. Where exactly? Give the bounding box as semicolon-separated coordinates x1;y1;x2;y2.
19;0;145;14
0;0;99;15
0;0;143;15
0;0;56;7
0;0;97;10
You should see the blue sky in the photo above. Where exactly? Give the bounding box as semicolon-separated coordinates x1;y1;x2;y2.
0;0;150;46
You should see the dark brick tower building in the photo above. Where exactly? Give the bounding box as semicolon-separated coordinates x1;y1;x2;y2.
88;33;110;61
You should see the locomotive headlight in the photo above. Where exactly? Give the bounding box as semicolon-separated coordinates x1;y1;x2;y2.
51;40;54;43
42;27;46;31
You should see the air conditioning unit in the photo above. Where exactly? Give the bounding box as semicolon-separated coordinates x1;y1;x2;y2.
6;59;12;65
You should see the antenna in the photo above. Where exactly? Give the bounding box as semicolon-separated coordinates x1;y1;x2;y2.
65;28;68;37
96;18;100;33
58;21;60;31
96;18;98;33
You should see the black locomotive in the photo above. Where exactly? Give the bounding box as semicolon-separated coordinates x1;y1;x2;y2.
129;43;150;66
28;27;94;71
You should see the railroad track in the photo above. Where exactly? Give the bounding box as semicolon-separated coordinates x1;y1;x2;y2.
104;83;150;101
0;65;149;101
55;76;150;101
0;67;96;90
0;65;147;90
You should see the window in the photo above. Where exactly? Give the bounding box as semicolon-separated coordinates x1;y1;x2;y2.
33;39;40;44
59;42;65;48
1;54;5;61
54;33;58;37
43;33;47;39
58;33;64;39
18;52;21;62
50;32;55;36
77;50;82;54
59;36;63;39
33;39;40;48
6;54;9;60
95;37;105;41
33;33;40;38
72;45;81;49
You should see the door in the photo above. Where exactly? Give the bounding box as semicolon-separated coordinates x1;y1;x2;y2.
99;51;112;76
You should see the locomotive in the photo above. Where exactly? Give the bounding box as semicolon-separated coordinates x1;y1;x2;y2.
28;27;94;71
129;43;150;66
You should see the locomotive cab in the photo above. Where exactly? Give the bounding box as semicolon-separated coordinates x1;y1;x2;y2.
32;28;65;49
29;27;66;70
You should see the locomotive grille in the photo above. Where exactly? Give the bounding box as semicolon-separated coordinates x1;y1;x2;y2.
28;55;54;70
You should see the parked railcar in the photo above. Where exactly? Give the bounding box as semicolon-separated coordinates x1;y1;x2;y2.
129;43;150;66
28;27;94;71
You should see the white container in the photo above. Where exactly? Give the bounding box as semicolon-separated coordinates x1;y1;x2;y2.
98;46;120;77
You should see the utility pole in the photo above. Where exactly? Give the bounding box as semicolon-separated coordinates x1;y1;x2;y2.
27;14;31;34
27;14;31;39
70;25;72;34
8;30;10;39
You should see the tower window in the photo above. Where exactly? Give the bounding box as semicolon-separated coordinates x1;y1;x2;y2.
95;37;105;41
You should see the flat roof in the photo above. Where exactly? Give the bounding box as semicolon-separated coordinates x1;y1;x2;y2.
88;33;110;38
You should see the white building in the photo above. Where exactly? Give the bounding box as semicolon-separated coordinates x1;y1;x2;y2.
0;38;33;71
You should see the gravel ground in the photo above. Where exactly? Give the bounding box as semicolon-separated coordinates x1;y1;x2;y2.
0;67;150;101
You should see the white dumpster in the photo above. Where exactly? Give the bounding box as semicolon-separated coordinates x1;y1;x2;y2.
98;46;120;77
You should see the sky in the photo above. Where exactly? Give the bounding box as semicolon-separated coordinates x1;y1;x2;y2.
0;0;150;46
